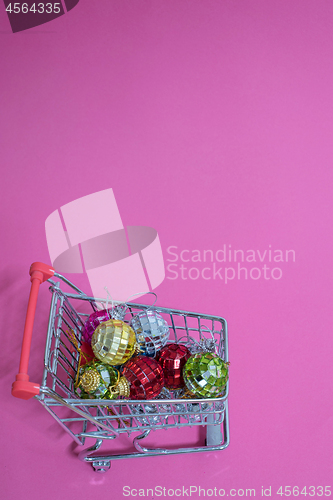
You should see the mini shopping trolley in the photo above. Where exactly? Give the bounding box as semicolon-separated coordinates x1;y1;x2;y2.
12;262;229;472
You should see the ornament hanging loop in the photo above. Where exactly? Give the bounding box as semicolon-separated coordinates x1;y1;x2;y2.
123;291;158;310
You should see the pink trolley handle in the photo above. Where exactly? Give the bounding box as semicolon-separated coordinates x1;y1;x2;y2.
12;262;55;400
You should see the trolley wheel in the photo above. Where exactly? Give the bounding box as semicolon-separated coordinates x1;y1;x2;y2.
92;460;111;473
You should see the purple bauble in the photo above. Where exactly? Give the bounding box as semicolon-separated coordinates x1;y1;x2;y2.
82;309;111;344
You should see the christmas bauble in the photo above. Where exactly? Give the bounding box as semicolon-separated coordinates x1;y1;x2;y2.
157;344;191;389
131;403;161;425
183;402;214;422
82;305;126;344
77;341;94;367
91;319;137;366
82;309;110;344
122;355;164;400
183;353;229;398
130;310;170;356
75;361;119;399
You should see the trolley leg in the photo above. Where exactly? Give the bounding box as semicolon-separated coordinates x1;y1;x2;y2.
205;403;229;448
92;460;111;473
78;439;111;473
206;415;223;446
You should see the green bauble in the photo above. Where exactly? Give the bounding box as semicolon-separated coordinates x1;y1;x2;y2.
75;361;119;400
183;353;228;398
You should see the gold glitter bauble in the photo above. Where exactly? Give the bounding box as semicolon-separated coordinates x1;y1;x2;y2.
80;369;100;392
111;376;130;398
76;361;119;399
91;319;137;366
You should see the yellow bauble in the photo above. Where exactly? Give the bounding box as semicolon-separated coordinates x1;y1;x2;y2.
91;319;137;366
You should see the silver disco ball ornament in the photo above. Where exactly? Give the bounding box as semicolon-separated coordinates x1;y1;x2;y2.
130;310;170;356
130;403;162;426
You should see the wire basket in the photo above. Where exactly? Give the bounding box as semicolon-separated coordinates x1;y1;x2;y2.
12;263;229;473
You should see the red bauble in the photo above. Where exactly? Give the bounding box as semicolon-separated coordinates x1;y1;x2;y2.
122;356;164;400
157;344;191;389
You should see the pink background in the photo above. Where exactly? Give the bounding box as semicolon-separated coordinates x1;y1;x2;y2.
1;1;332;498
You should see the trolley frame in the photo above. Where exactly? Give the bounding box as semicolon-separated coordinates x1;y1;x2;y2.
12;263;229;472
